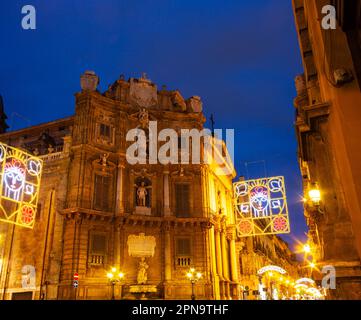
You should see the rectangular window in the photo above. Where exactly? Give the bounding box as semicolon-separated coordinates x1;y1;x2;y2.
93;174;111;211
11;292;33;300
175;183;190;217
89;233;107;266
100;123;111;138
176;238;191;256
176;238;192;267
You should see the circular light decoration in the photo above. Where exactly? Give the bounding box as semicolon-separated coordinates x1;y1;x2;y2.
238;220;253;236
20;205;35;225
257;265;287;276
273;216;288;232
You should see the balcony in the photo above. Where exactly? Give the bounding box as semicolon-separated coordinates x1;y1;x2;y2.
176;256;192;267
39;145;65;162
88;254;105;266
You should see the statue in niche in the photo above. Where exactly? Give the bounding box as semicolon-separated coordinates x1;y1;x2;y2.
137;182;148;207
137;257;149;285
101;153;109;167
134;177;151;208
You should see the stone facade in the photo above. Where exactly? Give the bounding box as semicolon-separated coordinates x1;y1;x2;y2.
237;235;300;300
0;72;240;300
292;0;361;299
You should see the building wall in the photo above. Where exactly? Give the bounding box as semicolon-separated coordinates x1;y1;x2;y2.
0;73;239;300
237;235;300;300
292;0;361;299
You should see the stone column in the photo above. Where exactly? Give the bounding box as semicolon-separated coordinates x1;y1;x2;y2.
228;229;239;282
228;227;239;300
210;227;220;299
114;226;121;268
221;226;230;299
221;228;230;280
62;135;72;154
163;171;171;216
214;225;223;278
163;223;172;299
116;163;125;215
164;224;172;281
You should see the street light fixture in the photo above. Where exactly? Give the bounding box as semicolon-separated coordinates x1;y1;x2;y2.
308;183;321;206
107;267;125;300
303;244;311;254
186;268;202;300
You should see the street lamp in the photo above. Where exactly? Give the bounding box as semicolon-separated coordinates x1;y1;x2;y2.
107;267;125;300
308;183;321;206
303;244;311;254
186;268;202;300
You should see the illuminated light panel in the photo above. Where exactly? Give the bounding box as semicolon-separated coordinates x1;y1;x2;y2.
296;278;315;285
234;176;290;237
257;265;287;276
0;142;43;229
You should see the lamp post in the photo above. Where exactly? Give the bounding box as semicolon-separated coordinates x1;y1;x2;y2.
107;267;125;300
186;268;202;300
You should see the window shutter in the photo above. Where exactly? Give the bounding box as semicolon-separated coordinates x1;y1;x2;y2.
176;238;191;256
92;234;107;255
175;184;190;217
94;174;111;211
100;123;111;138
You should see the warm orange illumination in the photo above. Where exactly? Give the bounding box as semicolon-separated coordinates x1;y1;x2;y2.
308;185;321;204
303;244;311;254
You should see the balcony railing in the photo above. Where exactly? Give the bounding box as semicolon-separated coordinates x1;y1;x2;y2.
176;256;192;267
88;254;105;266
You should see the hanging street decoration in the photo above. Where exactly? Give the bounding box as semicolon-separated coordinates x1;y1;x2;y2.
0;142;43;229
234;176;290;237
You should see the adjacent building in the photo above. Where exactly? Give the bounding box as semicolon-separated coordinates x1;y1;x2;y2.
237;234;300;300
292;0;361;299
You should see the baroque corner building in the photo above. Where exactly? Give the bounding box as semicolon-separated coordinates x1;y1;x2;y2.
292;0;361;298
0;72;241;300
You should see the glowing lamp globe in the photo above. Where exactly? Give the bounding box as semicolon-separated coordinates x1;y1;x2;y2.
308;187;321;205
303;244;311;254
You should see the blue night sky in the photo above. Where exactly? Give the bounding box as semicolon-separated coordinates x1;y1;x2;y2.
0;1;307;248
